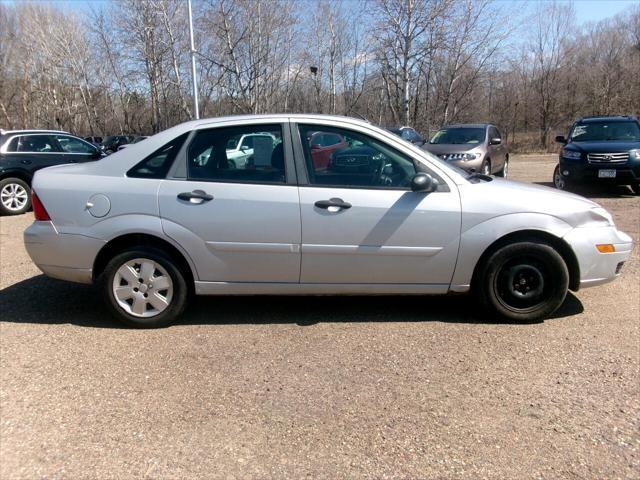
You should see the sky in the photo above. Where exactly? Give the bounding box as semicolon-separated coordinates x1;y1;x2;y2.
2;0;638;26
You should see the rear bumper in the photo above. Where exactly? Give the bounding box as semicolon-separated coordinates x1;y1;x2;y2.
562;226;633;288
23;221;105;284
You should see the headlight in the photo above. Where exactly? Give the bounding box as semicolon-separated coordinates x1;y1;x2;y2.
562;149;582;160
439;152;481;161
630;149;640;160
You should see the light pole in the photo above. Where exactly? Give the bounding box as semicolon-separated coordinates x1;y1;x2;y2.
187;0;199;120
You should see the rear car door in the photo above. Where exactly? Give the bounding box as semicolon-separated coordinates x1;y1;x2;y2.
293;122;461;288
5;134;65;173
157;122;301;283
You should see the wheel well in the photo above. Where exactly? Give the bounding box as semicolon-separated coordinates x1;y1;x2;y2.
0;171;32;185
93;233;195;288
471;230;581;292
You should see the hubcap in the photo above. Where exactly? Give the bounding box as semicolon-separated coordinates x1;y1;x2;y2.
1;183;28;211
494;256;549;312
112;258;173;318
503;160;508;178
482;163;491;175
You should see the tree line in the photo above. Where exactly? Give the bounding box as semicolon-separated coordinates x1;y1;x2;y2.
1;0;638;151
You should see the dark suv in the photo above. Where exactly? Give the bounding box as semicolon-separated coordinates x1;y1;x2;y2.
554;116;640;195
101;135;133;154
0;129;103;215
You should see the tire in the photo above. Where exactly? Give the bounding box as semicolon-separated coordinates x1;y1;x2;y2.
553;164;571;191
105;149;114;155
497;156;509;178
0;178;31;216
481;160;491;176
631;183;640;196
98;247;188;328
474;241;569;322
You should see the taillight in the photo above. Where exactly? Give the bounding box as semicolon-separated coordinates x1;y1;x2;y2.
32;192;51;221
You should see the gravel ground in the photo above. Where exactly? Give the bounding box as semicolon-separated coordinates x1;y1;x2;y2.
1;154;638;479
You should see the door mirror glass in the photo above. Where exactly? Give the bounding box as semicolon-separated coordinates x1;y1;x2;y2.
410;173;436;192
489;137;501;145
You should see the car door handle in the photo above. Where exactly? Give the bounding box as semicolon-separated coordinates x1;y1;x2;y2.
177;190;214;203
20;159;31;165
314;198;352;210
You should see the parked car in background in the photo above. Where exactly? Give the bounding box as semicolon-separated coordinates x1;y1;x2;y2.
23;115;631;328
307;130;348;170
553;115;640;195
102;135;133;154
84;136;103;146
224;132;277;168
117;136;149;151
387;126;425;145
425;123;509;177
0;129;103;215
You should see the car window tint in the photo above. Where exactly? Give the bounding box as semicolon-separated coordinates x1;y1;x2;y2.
127;132;189;179
56;135;96;154
298;124;418;189
17;135;58;153
188;125;285;184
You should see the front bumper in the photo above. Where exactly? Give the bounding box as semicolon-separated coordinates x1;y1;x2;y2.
24;221;105;284
446;157;483;172
559;157;640;185
563;225;633;288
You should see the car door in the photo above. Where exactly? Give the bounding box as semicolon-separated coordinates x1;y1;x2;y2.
293;122;462;288
54;134;101;163
158;122;301;283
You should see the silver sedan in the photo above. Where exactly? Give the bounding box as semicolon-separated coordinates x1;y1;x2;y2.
24;115;632;327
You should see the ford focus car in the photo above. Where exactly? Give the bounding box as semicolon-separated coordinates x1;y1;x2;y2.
23;115;632;328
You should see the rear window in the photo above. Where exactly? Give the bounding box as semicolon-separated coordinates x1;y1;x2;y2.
127;133;189;179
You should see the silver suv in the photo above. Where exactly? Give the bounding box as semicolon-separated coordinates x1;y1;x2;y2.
425;124;509;177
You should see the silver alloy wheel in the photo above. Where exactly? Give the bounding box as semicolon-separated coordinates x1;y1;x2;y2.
1;183;28;212
482;162;491;175
112;258;173;318
502;159;509;178
554;166;565;190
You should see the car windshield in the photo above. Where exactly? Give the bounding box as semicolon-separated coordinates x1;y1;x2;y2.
429;127;485;145
570;121;640;142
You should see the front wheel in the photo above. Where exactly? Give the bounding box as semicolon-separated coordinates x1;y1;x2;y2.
481;160;491;176
631;183;640;196
0;178;31;215
553;164;571;190
98;247;188;328
474;241;569;322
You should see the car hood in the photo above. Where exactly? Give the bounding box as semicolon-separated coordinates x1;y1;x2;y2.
424;143;482;155
566;140;640;152
458;177;605;228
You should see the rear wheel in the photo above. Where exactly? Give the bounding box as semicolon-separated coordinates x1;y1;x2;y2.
474;241;569;322
98;247;188;328
0;178;31;216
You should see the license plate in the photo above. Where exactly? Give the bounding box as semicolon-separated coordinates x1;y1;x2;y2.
598;169;616;178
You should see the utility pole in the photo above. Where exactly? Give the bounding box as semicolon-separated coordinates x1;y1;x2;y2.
187;0;199;119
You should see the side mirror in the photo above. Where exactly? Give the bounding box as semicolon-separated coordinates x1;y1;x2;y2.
240;145;250;151
555;135;567;144
92;148;103;159
410;173;436;192
489;137;501;145
310;143;321;150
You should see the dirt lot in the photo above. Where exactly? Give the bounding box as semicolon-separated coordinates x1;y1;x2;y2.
1;154;638;479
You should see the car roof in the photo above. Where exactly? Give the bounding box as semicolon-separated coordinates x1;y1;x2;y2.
0;129;69;135
441;123;490;129
576;115;638;123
